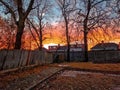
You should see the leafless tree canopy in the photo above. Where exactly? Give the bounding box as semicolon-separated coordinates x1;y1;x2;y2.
0;0;119;51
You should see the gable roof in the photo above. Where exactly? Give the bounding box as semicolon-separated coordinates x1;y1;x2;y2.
91;43;119;51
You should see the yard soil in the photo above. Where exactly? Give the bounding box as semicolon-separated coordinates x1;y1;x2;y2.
42;70;120;90
0;62;120;90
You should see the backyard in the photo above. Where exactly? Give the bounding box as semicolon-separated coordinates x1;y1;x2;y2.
0;62;120;90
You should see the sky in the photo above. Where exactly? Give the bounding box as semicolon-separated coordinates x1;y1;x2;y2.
0;0;120;50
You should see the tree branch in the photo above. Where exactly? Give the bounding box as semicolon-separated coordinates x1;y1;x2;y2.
0;0;16;23
24;0;34;19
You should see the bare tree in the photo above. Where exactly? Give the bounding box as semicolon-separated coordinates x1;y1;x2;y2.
28;0;52;50
0;0;35;49
26;20;40;49
0;16;16;70
76;0;111;61
0;16;16;49
56;0;76;62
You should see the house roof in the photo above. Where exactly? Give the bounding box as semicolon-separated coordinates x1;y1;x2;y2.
91;43;119;50
48;44;85;52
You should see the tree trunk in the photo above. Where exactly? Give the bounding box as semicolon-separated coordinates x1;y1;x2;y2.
40;35;42;50
67;42;70;62
83;18;89;62
83;0;90;62
39;25;43;50
84;30;88;62
14;22;24;49
65;17;70;62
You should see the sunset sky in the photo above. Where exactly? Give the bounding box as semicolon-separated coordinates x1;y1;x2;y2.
0;0;119;50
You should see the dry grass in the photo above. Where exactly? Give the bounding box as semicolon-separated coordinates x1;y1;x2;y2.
52;62;120;72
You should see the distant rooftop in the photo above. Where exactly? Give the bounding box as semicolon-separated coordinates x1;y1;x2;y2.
91;42;119;51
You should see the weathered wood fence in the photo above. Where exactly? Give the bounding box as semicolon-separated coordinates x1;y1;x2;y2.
89;50;120;63
0;50;120;70
0;50;53;70
52;50;120;63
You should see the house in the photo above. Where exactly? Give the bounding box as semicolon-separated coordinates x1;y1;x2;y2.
70;44;84;51
48;44;84;52
91;42;119;51
48;45;58;51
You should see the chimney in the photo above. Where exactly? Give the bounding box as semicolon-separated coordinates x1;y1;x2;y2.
58;44;60;47
57;44;60;49
75;41;78;47
101;40;104;44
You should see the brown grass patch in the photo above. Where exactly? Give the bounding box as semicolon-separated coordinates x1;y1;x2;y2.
52;62;120;72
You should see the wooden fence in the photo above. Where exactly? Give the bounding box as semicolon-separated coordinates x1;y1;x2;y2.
52;50;120;63
0;50;53;70
0;50;120;70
